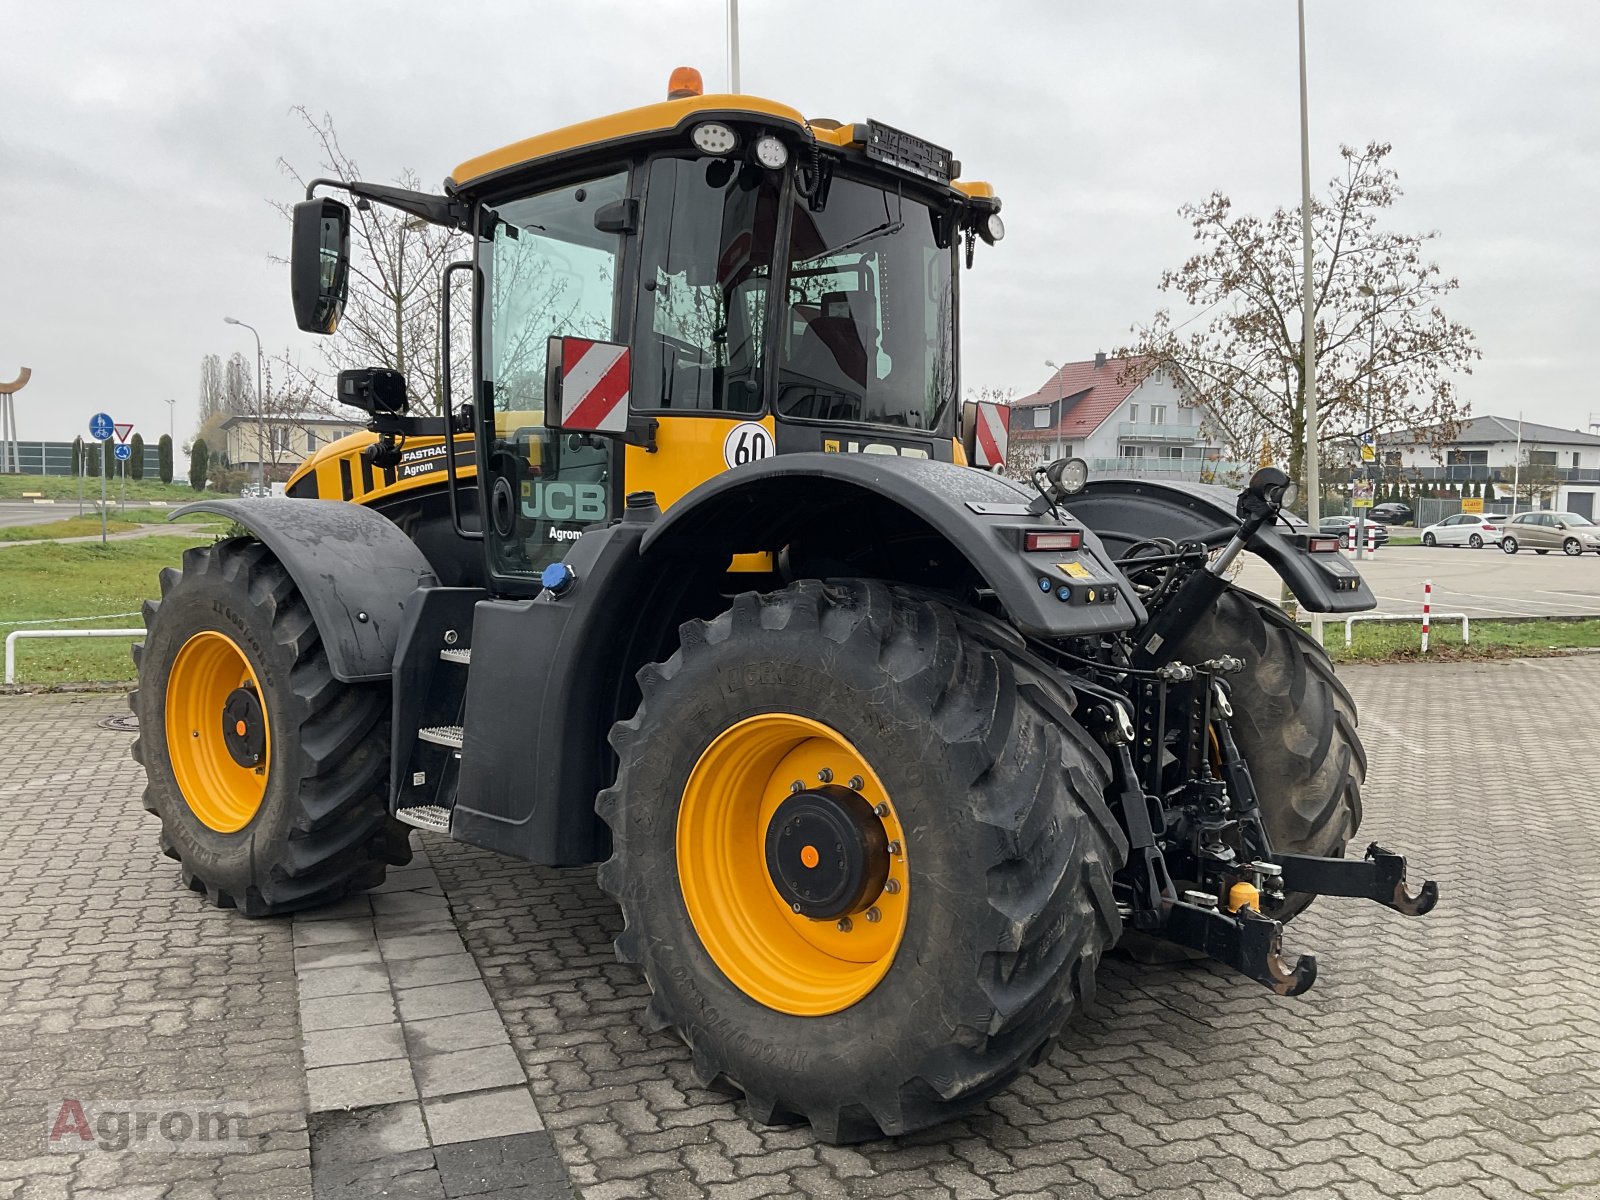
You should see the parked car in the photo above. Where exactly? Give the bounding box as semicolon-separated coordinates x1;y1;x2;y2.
1370;502;1412;525
1317;515;1390;546
1420;513;1508;549
1499;511;1600;555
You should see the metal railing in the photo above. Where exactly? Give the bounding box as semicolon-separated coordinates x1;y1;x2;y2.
4;628;143;685
1114;422;1204;441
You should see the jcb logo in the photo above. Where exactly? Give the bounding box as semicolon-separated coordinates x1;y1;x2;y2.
520;481;606;522
822;438;930;459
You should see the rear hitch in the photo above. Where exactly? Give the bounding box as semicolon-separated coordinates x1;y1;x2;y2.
1274;842;1439;917
1159;900;1317;997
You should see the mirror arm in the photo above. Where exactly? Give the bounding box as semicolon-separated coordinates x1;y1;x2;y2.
304;176;470;232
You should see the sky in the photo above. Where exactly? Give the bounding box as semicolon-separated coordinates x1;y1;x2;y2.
3;0;1597;446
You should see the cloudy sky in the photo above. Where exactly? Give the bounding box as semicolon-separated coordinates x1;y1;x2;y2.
3;1;1597;445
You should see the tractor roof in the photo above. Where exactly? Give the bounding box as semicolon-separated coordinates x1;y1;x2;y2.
447;88;995;203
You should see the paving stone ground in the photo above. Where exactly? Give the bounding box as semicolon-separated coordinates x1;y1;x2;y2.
2;657;1597;1198
429;657;1600;1200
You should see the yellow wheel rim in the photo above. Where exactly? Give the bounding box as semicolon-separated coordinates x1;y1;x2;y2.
677;714;909;1016
164;631;270;834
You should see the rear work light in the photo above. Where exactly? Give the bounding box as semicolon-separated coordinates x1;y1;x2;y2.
1025;529;1083;552
1307;537;1342;553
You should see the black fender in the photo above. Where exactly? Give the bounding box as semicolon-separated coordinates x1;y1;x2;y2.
638;453;1144;638
171;498;438;682
1063;478;1377;614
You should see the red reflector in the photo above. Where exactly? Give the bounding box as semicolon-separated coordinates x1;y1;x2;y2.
1025;530;1083;552
1308;537;1341;553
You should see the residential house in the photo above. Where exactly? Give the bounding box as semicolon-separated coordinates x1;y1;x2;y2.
220;413;365;480
1381;415;1600;518
1011;353;1227;478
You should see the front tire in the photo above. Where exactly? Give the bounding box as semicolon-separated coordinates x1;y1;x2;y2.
598;580;1125;1142
1423;533;1437;547
1169;587;1364;919
1563;538;1582;556
131;539;411;916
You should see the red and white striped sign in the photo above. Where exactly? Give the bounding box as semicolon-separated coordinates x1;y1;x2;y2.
972;401;1010;470
1421;579;1432;653
551;336;630;434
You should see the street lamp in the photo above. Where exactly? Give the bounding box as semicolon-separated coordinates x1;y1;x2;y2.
164;397;175;444
223;317;265;492
1297;0;1323;643
1043;359;1066;462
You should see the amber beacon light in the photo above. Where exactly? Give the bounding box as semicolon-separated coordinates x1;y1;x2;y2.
668;67;704;99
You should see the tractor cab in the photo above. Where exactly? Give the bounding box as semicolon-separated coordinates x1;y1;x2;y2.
289;68;1005;592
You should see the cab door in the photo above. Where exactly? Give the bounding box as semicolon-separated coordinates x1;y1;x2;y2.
476;171;632;589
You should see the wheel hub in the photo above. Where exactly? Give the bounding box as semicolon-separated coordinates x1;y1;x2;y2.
764;785;889;920
221;685;266;768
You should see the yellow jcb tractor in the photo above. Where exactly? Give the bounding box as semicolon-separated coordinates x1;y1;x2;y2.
132;68;1436;1143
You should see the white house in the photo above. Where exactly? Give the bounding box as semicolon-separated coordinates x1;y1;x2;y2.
220;412;364;480
1382;415;1600;518
1010;354;1228;477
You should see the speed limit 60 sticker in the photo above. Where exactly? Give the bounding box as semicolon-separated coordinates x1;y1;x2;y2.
722;422;775;469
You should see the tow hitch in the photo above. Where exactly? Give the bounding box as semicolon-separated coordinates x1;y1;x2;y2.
1276;843;1439;917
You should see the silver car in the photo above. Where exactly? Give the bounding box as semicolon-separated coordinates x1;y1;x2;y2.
1499;511;1600;556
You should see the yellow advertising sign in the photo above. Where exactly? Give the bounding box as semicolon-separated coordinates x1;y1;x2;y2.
1359;443;1376;463
1461;497;1484;514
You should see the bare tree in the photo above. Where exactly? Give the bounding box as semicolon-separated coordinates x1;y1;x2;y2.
1121;143;1479;489
274;108;469;416
198;354;225;423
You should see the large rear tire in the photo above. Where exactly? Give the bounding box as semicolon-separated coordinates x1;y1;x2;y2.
1169;586;1364;919
131;539;411;916
598;580;1125;1143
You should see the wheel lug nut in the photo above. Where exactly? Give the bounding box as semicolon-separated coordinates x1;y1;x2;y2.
790;780;804;793
791;902;802;913
836;917;852;933
884;878;901;894
887;840;901;855
873;802;889;818
847;775;864;791
865;907;881;923
817;767;833;783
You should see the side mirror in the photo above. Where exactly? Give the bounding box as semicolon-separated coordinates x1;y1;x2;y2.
545;336;631;435
291;197;352;334
1556;521;1568;530
336;367;408;416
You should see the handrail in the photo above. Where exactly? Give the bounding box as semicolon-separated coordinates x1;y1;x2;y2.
5;628;144;684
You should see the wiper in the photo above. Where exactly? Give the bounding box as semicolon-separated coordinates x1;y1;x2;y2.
798;220;904;265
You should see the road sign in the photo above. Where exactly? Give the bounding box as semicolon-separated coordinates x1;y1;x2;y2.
1359;442;1376;463
114;423;134;443
89;413;114;441
114;443;132;461
1462;497;1484;514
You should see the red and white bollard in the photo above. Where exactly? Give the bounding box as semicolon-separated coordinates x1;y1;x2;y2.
1366;523;1377;555
1346;525;1356;552
1421;579;1432;653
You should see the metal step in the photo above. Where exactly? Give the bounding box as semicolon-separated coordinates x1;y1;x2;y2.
395;804;452;832
418;725;465;749
439;647;471;664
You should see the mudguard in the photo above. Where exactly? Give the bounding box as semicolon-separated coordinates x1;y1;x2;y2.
638;453;1145;638
1063;478;1377;614
171;498;438;682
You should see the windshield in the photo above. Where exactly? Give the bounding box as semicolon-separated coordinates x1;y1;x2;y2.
776;176;955;431
1558;513;1595;526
